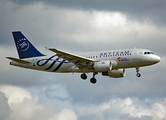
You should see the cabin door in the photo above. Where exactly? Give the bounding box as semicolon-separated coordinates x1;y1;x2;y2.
133;49;138;59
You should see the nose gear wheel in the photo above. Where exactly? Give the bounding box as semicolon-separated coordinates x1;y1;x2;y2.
136;67;141;77
136;73;141;77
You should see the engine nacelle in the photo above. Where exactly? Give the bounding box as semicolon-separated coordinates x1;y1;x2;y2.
94;61;112;72
102;68;125;78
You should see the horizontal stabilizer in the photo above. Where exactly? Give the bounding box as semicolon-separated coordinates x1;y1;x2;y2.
6;57;31;64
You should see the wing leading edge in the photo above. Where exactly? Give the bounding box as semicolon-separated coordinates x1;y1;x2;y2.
49;48;94;65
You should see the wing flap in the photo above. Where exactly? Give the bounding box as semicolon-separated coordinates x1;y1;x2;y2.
6;57;31;64
49;48;94;63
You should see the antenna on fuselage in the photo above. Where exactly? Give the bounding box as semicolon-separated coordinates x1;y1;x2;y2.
44;46;48;51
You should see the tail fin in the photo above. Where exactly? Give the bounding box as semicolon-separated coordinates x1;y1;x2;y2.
12;31;45;59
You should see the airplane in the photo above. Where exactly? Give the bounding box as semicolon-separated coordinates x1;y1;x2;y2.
6;31;161;84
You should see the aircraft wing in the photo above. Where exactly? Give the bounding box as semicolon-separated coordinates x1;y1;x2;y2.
49;48;94;65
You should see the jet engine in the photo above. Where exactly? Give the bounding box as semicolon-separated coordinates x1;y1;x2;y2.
102;68;125;78
93;61;112;72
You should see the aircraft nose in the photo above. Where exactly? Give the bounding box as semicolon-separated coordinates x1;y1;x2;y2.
153;55;161;63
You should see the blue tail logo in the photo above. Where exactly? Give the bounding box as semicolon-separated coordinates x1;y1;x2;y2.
17;38;29;51
12;31;45;59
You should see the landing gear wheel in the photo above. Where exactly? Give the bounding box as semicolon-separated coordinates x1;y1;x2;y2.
90;77;97;84
81;73;87;80
136;73;141;77
135;67;141;77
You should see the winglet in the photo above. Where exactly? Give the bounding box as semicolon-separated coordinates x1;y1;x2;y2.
6;57;31;64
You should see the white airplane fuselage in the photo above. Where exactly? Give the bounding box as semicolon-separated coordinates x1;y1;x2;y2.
10;48;160;73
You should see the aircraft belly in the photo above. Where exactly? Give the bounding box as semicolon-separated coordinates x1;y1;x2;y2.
55;63;74;72
117;61;131;68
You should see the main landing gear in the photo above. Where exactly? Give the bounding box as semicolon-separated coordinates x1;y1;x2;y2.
81;73;87;80
90;77;96;84
80;72;98;84
136;67;141;77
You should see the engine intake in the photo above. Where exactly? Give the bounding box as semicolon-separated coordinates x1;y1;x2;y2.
102;68;125;78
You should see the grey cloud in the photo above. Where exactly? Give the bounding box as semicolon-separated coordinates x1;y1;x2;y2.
0;92;11;120
9;0;166;25
45;84;69;99
74;97;166;120
0;85;77;120
1;0;165;56
2;85;166;120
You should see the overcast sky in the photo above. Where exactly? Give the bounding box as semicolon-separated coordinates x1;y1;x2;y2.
1;0;166;120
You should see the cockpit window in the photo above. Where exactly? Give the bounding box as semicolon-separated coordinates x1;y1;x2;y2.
144;52;154;55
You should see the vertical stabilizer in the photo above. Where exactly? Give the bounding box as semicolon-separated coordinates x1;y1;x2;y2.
12;31;45;59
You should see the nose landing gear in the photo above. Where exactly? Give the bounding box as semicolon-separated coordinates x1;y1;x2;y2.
136;67;141;77
136;73;141;77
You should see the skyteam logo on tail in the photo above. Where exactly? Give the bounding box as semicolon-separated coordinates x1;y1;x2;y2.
16;38;29;51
